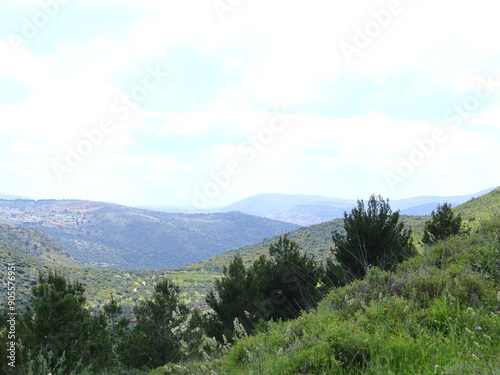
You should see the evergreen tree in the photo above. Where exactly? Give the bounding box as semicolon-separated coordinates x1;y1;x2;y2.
331;195;416;283
103;294;129;366
253;235;324;321
205;255;261;339
205;236;325;340
20;270;110;372
422;202;465;245
119;278;189;369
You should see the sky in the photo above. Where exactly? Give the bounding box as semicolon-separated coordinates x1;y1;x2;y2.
0;0;499;209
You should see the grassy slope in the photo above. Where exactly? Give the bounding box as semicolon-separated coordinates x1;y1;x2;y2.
454;186;500;226
153;189;500;374
180;218;344;272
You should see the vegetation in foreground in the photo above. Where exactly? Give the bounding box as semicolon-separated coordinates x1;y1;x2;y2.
154;210;500;373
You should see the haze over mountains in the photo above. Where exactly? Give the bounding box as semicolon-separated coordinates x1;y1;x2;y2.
139;188;494;226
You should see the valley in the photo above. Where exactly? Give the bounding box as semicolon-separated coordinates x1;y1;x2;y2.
0;199;299;270
1;188;497;321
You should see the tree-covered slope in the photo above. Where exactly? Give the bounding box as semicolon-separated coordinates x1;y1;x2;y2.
0;246;217;315
0;199;299;269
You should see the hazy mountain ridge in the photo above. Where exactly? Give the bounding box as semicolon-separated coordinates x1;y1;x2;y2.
140;189;494;226
265;188;494;225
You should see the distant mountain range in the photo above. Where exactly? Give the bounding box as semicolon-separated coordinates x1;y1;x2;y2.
0;187;495;270
0;199;298;270
140;188;495;226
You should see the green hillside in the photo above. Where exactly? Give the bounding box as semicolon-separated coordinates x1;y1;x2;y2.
154;200;500;374
181;187;500;274
454;186;500;226
0;224;83;267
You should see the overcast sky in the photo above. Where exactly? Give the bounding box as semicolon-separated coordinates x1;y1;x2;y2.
0;0;499;208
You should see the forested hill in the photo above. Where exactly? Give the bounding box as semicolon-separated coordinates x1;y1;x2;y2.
0;199;299;269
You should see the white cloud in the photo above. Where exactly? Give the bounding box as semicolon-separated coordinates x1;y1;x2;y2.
0;0;499;205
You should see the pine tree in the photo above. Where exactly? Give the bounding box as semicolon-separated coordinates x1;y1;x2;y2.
20;270;110;371
253;235;324;321
205;255;261;339
422;202;465;245
205;236;325;340
331;195;416;283
103;294;128;366
119;278;189;369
